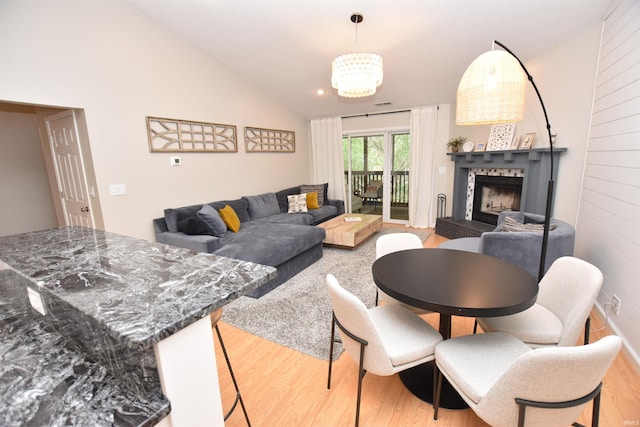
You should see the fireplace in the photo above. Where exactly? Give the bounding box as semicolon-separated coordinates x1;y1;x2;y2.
434;147;566;239
472;175;523;225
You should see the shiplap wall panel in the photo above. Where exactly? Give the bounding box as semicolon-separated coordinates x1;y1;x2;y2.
582;176;640;212
588;133;639;152
594;80;640;114
576;0;640;366
577;205;640;352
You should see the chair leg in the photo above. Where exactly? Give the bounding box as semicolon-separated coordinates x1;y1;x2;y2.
214;325;251;427
473;319;478;334
433;365;443;420
375;289;379;306
592;388;601;427
328;315;336;389
517;403;527;427
354;342;367;427
584;316;591;345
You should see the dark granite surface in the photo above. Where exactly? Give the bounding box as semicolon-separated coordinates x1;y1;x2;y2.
0;226;277;348
0;226;277;426
0;269;170;427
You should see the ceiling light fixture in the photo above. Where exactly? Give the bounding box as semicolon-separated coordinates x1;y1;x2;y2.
331;13;383;98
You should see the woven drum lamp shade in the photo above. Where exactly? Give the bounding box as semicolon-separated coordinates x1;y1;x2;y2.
331;53;383;98
456;50;526;125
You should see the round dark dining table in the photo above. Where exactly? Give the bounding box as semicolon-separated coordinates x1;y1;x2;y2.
372;248;538;409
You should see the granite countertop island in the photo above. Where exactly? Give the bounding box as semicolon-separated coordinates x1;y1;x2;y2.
0;226;277;426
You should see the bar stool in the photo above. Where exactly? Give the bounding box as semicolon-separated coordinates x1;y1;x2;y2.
210;309;251;426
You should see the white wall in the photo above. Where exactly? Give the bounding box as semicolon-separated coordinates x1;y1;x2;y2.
0;110;57;235
452;23;603;225
0;1;309;241
577;1;640;368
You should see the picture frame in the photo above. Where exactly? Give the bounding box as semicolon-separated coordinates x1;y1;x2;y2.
487;123;516;151
474;142;486;152
244;126;296;152
519;132;536;149
146;116;238;153
510;135;521;150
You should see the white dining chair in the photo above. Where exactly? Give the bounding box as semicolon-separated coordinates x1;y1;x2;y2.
375;232;429;314
433;332;621;427
326;274;442;427
476;256;603;347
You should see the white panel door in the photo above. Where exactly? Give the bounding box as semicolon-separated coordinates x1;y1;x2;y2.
46;111;94;228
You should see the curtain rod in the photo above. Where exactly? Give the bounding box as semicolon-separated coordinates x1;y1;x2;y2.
341;105;439;119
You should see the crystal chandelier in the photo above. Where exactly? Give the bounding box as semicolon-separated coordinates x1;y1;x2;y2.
331;13;383;98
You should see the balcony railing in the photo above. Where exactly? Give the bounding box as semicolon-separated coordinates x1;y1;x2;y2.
345;171;409;206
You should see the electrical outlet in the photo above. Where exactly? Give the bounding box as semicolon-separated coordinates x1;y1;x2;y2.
612;295;621;316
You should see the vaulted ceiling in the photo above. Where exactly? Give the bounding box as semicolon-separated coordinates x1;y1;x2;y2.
129;0;613;119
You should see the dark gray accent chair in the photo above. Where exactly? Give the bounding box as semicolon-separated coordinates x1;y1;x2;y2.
438;211;575;279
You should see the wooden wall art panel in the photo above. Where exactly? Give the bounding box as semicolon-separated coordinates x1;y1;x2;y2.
146;116;237;153
244;126;295;153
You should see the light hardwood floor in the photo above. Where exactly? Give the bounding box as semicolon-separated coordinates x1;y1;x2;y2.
214;226;640;426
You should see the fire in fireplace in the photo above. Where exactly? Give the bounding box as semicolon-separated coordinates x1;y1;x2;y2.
472;175;524;225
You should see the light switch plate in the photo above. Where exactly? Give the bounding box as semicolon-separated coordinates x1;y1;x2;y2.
109;183;127;196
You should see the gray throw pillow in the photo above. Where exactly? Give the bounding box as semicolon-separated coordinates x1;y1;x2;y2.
197;204;227;237
300;184;326;207
178;216;215;236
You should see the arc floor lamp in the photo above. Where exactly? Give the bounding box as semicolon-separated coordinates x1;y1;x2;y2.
456;40;554;281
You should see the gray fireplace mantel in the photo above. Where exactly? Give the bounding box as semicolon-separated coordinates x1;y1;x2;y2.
448;147;567;221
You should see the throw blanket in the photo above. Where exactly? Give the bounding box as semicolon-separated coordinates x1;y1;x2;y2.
501;215;557;232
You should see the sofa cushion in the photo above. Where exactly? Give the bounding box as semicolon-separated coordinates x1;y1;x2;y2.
307;205;338;224
197;204;227;237
177;216;216;236
164;204;203;232
300;184;327;207
219;205;241;232
243;193;281;220
254;212;313;225
214;221;326;267
287;193;308;213
209;199;250;223
275;186;301;212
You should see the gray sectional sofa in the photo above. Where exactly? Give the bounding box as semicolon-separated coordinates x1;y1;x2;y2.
153;184;344;297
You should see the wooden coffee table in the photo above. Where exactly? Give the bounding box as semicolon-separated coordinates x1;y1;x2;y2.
317;213;382;248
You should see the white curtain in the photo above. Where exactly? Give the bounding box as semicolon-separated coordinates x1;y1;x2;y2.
409;106;439;228
309;117;345;202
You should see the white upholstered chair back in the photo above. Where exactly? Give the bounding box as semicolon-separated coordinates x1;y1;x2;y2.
326;273;395;375
375;233;426;313
376;233;423;259
536;256;603;346
477;335;621;427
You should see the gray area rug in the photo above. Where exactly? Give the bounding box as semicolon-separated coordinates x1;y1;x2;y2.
222;228;431;360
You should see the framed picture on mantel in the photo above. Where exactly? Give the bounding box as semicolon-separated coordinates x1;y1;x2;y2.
520;132;536;149
510;135;521;150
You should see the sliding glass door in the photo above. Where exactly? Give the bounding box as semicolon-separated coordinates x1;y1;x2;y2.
389;133;410;221
343;130;410;223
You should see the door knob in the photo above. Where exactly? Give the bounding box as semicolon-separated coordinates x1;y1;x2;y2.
81;206;90;213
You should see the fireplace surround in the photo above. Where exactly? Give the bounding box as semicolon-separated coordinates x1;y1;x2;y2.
435;147;566;239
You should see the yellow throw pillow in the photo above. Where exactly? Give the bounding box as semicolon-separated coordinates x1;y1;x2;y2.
306;192;320;210
219;204;241;232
